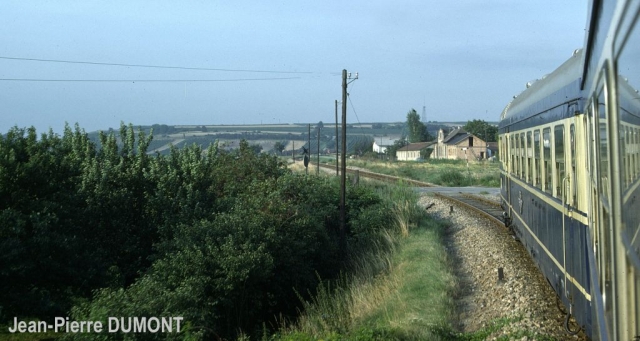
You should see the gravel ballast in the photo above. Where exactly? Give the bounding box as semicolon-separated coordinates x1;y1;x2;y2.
419;194;588;341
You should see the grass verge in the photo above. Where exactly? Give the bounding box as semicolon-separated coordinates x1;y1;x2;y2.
271;184;457;341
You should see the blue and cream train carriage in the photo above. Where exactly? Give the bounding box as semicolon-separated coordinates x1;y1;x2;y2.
498;1;639;339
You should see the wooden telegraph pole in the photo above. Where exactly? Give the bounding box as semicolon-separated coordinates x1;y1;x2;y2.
340;70;347;249
339;69;357;257
335;99;339;176
307;124;310;175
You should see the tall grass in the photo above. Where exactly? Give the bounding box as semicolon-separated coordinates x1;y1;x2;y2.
371;181;422;237
437;169;469;187
271;182;456;341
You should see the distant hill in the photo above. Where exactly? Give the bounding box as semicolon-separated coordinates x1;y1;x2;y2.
86;121;497;156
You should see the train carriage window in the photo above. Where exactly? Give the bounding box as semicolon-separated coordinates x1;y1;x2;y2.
570;124;576;205
527;131;532;184
516;133;521;177
543;127;552;194
555;125;565;198
616;20;640;284
636;128;639;180
534;130;541;188
511;134;518;176
499;136;502;167
598;88;609;202
633;129;635;181
589;102;597;180
510;134;515;175
623;126;629;187
634;131;636;180
515;133;521;178
515;133;520;178
637;128;640;180
520;133;525;179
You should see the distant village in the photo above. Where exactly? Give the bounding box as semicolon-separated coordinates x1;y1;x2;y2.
88;118;499;162
375;127;498;162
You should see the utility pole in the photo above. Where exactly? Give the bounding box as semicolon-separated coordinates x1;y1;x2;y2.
307;124;310;175
335;99;339;176
340;70;347;249
340;69;358;254
317;126;320;175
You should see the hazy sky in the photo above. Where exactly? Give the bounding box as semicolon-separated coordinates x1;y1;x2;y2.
1;1;588;134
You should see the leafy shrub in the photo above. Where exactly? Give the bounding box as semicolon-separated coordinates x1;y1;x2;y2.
438;170;468;186
478;174;500;187
1;123;397;340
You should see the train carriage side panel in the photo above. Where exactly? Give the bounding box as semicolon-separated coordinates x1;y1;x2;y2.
500;49;594;336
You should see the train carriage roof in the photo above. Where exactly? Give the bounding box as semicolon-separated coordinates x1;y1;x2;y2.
499;49;584;130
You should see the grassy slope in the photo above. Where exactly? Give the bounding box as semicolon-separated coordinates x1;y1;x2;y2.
362;221;455;338
273;198;457;341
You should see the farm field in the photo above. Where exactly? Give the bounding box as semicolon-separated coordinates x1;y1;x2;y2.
87;122;408;156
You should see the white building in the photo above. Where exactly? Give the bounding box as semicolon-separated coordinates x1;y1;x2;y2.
372;137;396;154
396;142;435;161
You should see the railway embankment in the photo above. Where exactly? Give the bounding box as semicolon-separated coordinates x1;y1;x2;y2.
290;162;589;339
423;194;588;340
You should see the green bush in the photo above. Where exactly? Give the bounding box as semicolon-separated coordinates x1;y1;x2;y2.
437;170;468;186
478;174;500;187
0;123;399;340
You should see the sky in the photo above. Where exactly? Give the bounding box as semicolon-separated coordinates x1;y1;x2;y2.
0;1;588;134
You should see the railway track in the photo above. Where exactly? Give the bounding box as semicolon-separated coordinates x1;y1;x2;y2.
314;162;505;228
312;161;586;338
433;192;505;228
314;162;437;187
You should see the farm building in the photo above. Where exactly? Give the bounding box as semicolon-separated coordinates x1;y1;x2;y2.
396;142;435;161
432;128;487;160
372;137;396;154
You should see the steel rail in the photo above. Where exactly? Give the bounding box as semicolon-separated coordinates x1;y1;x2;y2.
433;192;505;227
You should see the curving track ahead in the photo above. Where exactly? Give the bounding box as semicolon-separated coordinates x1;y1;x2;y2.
313;161;589;338
314;162;504;228
314;162;437;187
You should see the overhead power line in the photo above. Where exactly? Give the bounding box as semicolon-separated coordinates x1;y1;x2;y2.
0;56;312;74
0;77;301;82
347;93;367;136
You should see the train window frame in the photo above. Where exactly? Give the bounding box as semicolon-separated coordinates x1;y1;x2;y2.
570;124;577;206
589;100;601;195
631;128;640;181
515;133;520;177
623;126;629;188
510;134;515;175
597;85;610;203
514;133;519;177
498;136;502;169
511;133;518;177
633;128;640;180
554;125;565;198
543;127;552;194
527;131;532;184
514;133;519;178
520;133;525;179
534;129;541;188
